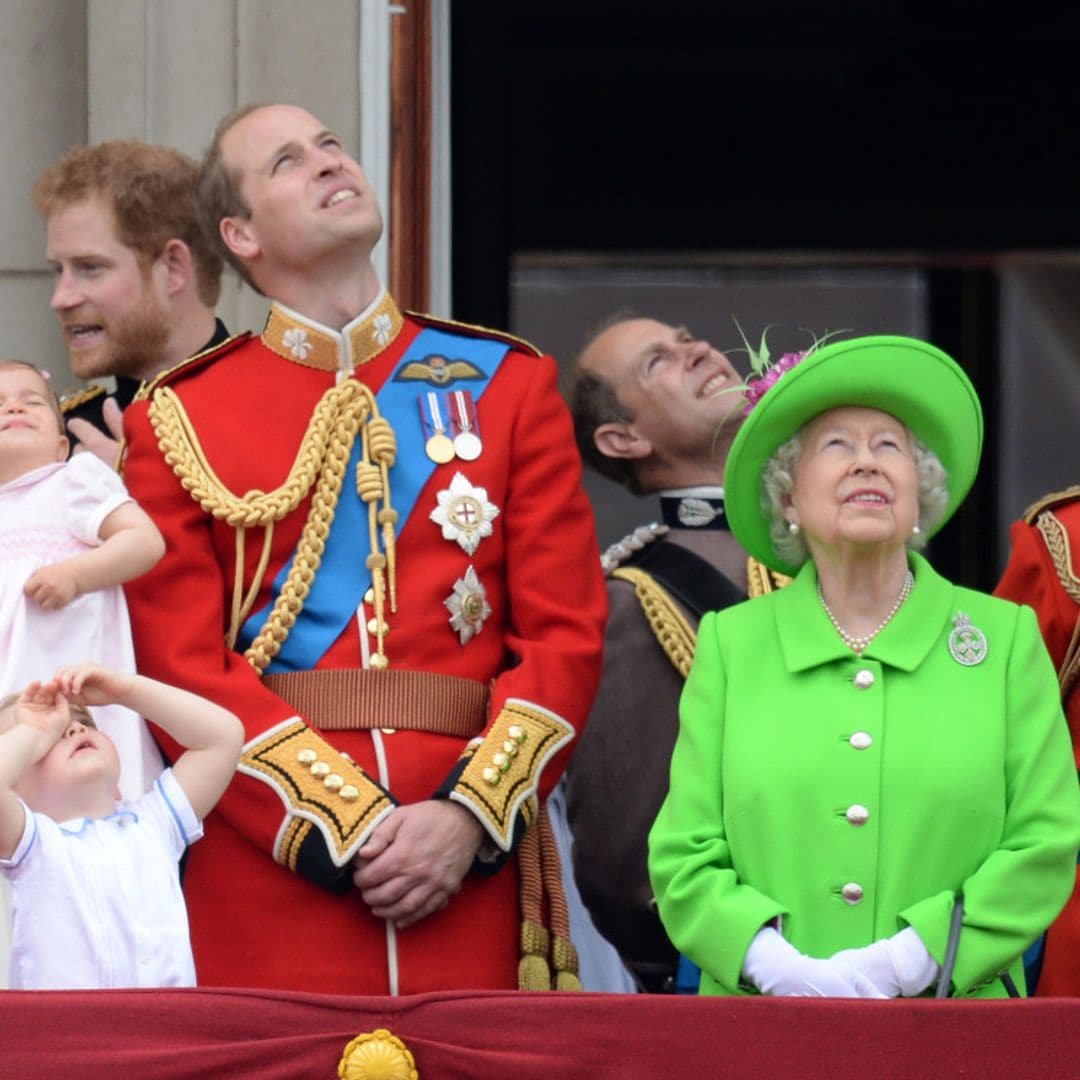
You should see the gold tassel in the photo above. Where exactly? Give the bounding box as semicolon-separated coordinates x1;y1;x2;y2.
518;918;552;991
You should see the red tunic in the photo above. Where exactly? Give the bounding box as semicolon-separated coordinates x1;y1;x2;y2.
996;489;1080;996
121;295;605;994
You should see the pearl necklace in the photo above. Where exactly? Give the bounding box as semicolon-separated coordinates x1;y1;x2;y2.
818;571;914;655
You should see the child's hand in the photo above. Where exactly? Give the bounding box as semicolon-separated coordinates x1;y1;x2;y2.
24;563;79;610
53;664;132;708
14;681;71;758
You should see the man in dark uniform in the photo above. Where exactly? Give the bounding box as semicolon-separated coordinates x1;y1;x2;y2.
33;141;230;460
565;316;786;992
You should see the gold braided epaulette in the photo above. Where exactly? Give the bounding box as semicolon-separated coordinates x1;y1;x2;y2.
133;332;253;403
611;566;696;678
59;384;107;414
405;310;543;357
1022;485;1080;525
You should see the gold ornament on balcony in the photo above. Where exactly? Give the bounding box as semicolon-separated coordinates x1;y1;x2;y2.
338;1027;418;1080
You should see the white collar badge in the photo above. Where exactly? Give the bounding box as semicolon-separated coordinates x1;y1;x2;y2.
445;565;491;645
430;472;500;555
282;326;312;361
948;611;988;666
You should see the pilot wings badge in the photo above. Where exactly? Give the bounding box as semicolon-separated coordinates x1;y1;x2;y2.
394;354;485;387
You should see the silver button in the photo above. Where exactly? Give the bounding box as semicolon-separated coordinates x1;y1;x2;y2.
841;882;864;904
853;670;875;690
846;804;870;826
849;731;873;750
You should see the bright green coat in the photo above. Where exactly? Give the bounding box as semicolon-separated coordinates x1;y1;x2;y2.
648;552;1080;997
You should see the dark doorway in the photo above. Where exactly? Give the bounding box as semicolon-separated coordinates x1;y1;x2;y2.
450;3;1080;589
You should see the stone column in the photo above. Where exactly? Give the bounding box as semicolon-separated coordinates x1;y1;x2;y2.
0;0;449;383
0;0;87;385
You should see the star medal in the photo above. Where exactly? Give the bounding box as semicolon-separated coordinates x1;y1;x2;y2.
450;389;483;461
419;391;455;464
430;472;500;555
948;611;988;666
445;566;491;644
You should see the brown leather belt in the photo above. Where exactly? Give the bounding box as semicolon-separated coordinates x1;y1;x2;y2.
262;668;489;738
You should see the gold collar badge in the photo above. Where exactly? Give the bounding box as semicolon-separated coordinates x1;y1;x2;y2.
262;291;405;371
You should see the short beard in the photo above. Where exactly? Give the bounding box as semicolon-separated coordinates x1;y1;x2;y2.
69;283;170;382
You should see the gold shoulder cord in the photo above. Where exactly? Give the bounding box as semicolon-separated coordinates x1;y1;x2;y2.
1035;509;1080;702
747;556;791;597
611;566;695;678
612;557;790;679
149;380;398;673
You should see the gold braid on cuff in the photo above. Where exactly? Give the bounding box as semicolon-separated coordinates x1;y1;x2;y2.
239;719;394;867
451;699;573;851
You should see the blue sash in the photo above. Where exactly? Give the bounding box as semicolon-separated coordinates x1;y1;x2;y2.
238;328;511;673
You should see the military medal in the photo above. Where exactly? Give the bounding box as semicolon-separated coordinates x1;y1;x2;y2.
948;611;988;666
445;565;491;644
420;391;455;464
450;390;483;461
431;472;500;555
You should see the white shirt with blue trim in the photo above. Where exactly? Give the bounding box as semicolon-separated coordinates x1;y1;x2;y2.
0;769;202;989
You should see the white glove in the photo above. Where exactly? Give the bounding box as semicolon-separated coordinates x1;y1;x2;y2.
831;927;940;997
742;927;887;998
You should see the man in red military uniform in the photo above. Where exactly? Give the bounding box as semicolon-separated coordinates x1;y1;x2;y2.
996;487;1080;995
121;103;606;994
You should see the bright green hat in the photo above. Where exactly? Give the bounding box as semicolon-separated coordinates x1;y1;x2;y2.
723;335;984;575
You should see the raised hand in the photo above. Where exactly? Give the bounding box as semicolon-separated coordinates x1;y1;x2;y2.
52;663;133;708
12;680;71;759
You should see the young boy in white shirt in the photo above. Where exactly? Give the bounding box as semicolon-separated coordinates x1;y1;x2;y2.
0;663;242;989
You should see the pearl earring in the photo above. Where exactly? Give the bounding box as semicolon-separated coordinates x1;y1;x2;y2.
912;523;921;536
788;521;800;536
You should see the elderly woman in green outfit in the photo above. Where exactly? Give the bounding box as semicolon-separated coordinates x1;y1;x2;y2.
648;335;1080;998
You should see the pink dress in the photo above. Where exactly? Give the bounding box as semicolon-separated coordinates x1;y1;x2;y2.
0;455;163;799
0;454;164;986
